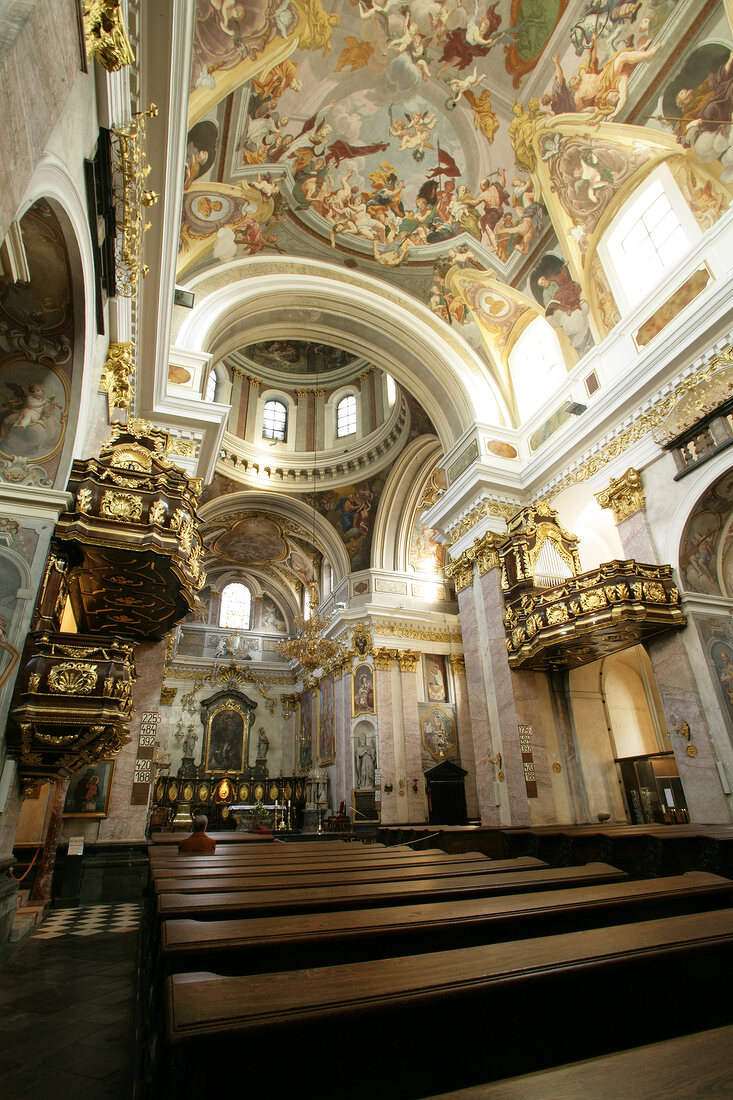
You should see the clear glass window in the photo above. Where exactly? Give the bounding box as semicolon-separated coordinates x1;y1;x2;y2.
262;399;287;441
219;583;251;629
205;370;217;402
509;317;567;421
337;395;357;437
605;178;690;307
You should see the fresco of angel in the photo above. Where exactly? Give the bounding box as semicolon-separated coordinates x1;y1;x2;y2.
388;107;438;159
0;376;63;457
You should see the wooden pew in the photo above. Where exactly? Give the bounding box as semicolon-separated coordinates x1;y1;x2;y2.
162;909;733;1099
160;871;733;976
148;841;411;865
148;846;487;870
155;862;628;921
424;1024;733;1100
151;856;546;895
150;851;494;879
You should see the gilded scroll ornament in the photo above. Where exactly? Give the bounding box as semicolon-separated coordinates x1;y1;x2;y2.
101;490;143;522
595;468;646;523
47;662;98;695
111;105;159;298
99;342;135;414
83;0;134;71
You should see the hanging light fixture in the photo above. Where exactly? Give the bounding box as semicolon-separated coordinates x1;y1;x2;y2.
278;347;348;674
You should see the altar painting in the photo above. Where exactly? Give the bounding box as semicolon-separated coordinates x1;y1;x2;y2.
205;702;249;773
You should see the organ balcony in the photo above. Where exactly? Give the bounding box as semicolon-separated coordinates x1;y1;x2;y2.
502;559;685;670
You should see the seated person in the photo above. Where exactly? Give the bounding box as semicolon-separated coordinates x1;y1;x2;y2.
178;814;216;854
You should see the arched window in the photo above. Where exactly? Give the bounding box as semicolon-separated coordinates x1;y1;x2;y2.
262;399;287;441
219;583;251;629
385;373;396;407
336;394;356;437
205;370;217;402
601;168;697;314
509;316;567;421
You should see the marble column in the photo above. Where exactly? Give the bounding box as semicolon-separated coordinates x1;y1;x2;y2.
397;650;427;823
333;663;349;813
455;572;501;826
29;777;68;905
449;654;479;819
98;638;168;841
478;564;532;826
596;468;729;822
375;650;397;823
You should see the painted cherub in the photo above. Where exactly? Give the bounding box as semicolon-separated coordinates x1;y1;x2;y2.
0;380;61;442
389;108;438;155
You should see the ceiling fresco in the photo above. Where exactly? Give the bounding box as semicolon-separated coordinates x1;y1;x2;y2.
227;339;361;376
182;1;733;424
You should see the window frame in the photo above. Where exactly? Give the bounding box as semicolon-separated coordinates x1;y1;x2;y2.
336;393;357;438
219;582;252;630
598;163;701;317
262;397;289;442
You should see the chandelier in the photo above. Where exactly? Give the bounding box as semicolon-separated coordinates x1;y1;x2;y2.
277;354;349;674
278;581;347;672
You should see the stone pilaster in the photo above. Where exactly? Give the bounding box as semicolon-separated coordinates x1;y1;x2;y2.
477;564;532;826
374;649;397;823
244;376;261;440
98;637;168;841
397;650;426;823
449;654;479;819
597;468;729;822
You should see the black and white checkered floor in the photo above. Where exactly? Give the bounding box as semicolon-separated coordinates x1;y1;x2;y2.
33;903;141;938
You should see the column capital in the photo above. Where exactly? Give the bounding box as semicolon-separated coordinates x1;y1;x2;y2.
448;653;466;675
373;647;397;670
595;467;645;523
396;649;420;672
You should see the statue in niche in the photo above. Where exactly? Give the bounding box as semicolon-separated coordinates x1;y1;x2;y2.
354;731;376;789
256;727;269;760
182;727;198;758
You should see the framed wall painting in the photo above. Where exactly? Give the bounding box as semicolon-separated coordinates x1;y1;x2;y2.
63;760;115;818
425;653;448;702
419;704;457;763
318;674;335;766
204;701;248;773
352;662;375;716
298;692;313;773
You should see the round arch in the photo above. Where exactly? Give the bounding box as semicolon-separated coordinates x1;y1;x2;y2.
373;436;443;573
199;489;352;584
18;153;98;485
172;257;510;449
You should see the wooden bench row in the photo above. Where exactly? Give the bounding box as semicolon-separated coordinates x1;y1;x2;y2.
163;908;733;1098
141;836;733;1098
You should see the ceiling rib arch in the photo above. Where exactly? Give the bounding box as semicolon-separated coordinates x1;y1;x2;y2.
173;257;510;451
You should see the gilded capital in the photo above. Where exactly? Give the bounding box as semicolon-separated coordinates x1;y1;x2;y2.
448;653;466;675
373;648;397;670
595;468;646;523
445;552;474;593
248;376;262;388
83;0;134;71
470;530;502;575
396;649;420;672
